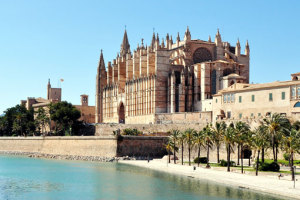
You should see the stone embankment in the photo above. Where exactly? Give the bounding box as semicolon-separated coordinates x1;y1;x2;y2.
0;151;134;162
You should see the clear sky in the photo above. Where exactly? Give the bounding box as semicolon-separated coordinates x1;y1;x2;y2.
0;0;299;114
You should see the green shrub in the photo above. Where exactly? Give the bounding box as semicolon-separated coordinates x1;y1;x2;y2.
122;128;143;136
283;153;290;161
254;161;280;172
194;157;207;164
220;159;236;167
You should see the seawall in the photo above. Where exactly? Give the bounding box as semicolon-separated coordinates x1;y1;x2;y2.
0;135;168;159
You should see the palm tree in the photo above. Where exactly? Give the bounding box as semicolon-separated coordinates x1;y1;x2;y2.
281;128;300;181
212;121;226;163
170;129;180;164
235;121;250;173
185;128;195;166
255;124;269;163
203;125;214;168
224;123;235;172
263;113;290;162
252;127;267;176
165;142;172;163
178;131;186;165
35;107;50;136
193;130;205;167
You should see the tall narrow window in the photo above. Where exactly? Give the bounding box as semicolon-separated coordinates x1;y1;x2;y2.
298;86;300;98
282;92;285;100
239;96;242;103
269;93;273;101
251;95;255;102
239;113;242;119
292;86;296;99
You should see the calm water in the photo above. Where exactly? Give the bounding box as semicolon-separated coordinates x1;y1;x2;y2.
0;156;286;200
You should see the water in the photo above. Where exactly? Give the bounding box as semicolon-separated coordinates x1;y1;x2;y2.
0;155;286;200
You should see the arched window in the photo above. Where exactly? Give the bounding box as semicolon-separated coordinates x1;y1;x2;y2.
294;102;300;107
193;48;212;64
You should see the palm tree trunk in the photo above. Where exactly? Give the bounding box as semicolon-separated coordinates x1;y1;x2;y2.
248;153;251;166
241;145;244;173
275;144;278;162
197;144;200;167
206;144;210;168
272;135;276;161
181;142;184;165
237;144;240;165
217;145;220;163
262;148;265;163
256;150;260;176
173;142;176;164
291;152;295;181
227;144;231;172
188;144;191;166
168;150;170;163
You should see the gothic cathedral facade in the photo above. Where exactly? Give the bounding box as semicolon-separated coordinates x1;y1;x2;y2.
95;27;250;124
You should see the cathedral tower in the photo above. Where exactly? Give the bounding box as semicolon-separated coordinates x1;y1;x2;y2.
95;50;107;123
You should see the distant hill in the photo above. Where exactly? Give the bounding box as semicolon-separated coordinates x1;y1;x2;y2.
0;114;4;117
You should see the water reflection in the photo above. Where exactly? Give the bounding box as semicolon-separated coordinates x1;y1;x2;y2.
0;155;287;200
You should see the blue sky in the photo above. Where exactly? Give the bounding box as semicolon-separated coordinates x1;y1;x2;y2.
0;0;299;114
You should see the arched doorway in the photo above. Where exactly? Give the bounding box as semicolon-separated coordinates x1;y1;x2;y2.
119;102;125;124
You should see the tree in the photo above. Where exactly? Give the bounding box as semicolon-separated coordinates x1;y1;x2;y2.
212;121;226;163
185;128;195;166
281;128;300;181
224;123;236;172
235;121;251;173
165;142;172;163
1;105;35;136
252;127;267;176
193;129;205;167
49;101;81;136
203;125;214;168
170;129;180;164
35;107;50;136
178;131;186;165
264;113;290;162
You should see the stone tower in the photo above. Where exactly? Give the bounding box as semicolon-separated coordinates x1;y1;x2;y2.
81;94;89;106
47;79;51;100
95;50;107;123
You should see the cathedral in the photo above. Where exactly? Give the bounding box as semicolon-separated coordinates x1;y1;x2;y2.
95;27;250;124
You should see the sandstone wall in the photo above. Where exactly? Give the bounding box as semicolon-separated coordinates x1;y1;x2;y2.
117;136;168;158
0;136;117;157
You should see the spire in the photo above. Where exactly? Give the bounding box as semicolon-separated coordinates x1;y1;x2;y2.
155;33;160;50
177;32;180;42
215;28;222;46
184;26;191;41
176;32;180;46
208;35;211;42
235;38;241;56
161;38;165;48
141;38;144;48
245;40;250;56
166;33;170;49
151;32;156;50
98;49;105;72
170;35;173;44
120;29;130;57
